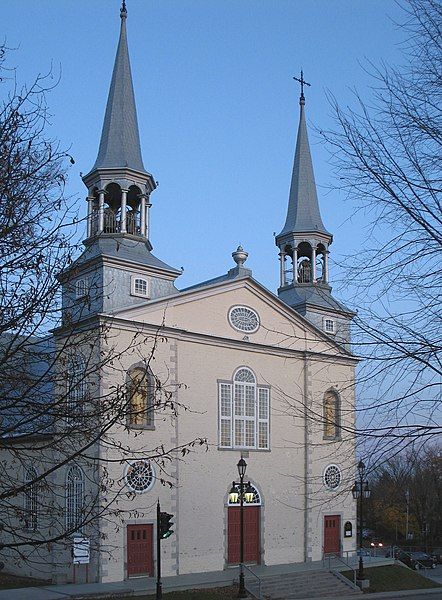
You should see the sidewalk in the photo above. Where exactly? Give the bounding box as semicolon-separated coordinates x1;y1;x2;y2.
0;557;418;600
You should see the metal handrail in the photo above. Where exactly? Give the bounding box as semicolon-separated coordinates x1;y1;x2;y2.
326;552;357;587
394;546;434;570
242;563;262;600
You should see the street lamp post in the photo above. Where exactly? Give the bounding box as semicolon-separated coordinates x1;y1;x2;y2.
229;458;254;599
352;460;371;581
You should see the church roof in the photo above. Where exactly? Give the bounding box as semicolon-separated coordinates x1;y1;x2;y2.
72;237;181;276
91;3;146;174
279;284;355;316
277;96;331;239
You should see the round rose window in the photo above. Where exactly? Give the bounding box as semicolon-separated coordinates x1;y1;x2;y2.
323;464;341;490
228;306;260;333
125;460;155;493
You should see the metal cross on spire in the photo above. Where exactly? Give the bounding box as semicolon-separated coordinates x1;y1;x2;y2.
121;0;127;17
293;70;311;104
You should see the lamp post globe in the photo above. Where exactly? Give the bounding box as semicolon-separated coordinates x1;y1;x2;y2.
237;458;247;479
354;460;370;582
234;458;248;598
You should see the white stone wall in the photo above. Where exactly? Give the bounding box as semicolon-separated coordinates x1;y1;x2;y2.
0;279;356;583
96;281;357;582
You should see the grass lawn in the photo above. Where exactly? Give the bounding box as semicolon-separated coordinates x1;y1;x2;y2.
341;565;442;594
119;587;238;600
0;572;50;590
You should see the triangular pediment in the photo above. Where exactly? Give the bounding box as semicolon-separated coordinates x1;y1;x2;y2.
114;276;353;358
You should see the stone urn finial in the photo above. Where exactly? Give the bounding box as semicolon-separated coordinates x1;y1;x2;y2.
232;245;248;267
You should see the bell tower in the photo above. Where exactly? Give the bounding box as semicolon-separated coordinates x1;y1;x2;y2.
82;1;155;246
60;2;180;323
275;73;354;345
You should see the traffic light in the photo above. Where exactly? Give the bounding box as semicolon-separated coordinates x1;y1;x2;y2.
159;512;174;539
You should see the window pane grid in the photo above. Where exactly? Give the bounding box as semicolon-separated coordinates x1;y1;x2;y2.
134;278;148;296
234;368;255;383
24;468;38;530
67;358;86;424
258;388;269;419
324;319;335;333
219;383;232;447
220;419;231;446
219;374;270;450
258;422;268;449
257;388;269;449
234;419;244;446
245;420;255;447
66;466;84;533
245;385;255;417
75;279;89;299
234;385;244;416
220;384;231;417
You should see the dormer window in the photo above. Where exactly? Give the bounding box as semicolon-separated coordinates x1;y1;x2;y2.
132;276;149;298
324;318;335;334
75;278;89;299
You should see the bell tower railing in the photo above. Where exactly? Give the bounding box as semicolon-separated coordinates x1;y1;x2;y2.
90;209;142;237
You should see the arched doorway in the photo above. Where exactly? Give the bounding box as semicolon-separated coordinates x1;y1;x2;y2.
227;483;261;565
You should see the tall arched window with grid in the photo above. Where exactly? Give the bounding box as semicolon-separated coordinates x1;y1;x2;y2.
323;390;340;439
66;356;87;424
66;466;85;533
219;367;269;450
24;467;38;531
127;367;154;427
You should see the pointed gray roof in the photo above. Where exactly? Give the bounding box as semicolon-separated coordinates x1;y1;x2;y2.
277;98;330;239
92;5;146;173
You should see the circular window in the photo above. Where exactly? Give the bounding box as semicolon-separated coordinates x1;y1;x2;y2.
228;306;260;333
125;460;155;493
324;464;341;490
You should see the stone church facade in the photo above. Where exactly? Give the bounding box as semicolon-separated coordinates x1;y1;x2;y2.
3;4;357;584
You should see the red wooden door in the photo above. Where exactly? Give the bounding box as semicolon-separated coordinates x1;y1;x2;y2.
227;506;260;564
323;515;341;554
127;524;154;577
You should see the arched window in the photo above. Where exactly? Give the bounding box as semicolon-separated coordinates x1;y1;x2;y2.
75;278;89;299
297;242;313;283
67;356;87;424
219;367;269;450
127;367;153;427
234;368;256;448
66;466;85;533
323;390;340;439
131;276;149;298
103;182;121;233
24;467;38;530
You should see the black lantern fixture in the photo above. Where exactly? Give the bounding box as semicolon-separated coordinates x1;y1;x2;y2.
229;458;254;598
352;460;371;580
237;457;247;479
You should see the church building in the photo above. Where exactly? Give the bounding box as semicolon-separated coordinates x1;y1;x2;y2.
3;3;358;584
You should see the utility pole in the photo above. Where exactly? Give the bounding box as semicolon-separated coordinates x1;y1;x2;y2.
156;500;162;600
405;489;410;545
156;500;174;600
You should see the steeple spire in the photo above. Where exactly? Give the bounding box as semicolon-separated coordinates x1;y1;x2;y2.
274;75;355;343
277;73;330;240
68;0;180;322
82;4;157;245
92;0;145;173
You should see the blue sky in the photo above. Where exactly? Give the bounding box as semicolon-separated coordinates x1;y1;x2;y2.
4;0;405;294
